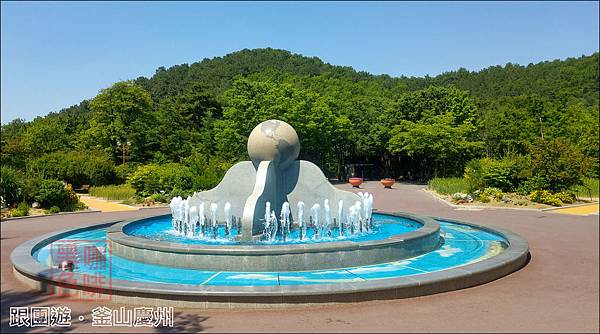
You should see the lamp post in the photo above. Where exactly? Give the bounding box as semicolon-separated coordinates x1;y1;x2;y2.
116;140;132;164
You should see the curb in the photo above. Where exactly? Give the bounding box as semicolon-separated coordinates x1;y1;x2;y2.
1;209;102;222
541;202;599;212
1;206;169;222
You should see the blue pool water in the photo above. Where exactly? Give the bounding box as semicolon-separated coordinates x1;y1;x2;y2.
123;214;422;245
33;214;508;286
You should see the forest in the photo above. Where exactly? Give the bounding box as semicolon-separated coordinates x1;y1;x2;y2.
1;48;598;212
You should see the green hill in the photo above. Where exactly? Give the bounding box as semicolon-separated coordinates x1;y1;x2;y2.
131;48;598;103
2;48;598;188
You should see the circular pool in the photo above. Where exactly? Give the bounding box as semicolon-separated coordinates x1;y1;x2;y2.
10;211;529;308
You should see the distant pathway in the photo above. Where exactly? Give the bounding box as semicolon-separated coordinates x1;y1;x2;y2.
78;195;138;212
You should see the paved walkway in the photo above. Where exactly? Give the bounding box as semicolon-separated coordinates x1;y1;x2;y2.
1;182;598;332
78;195;138;212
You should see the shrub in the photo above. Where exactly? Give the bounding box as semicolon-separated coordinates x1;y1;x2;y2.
169;187;193;199
555;191;576;204
428;177;470;195
45;206;60;214
73;201;87;211
527;139;593;192
12;202;29;217
27;150;116;187
128;163;195;197
529;190;563;206
18;175;43;204
516;175;550;195
514;199;528;206
35;180;79;211
1;165;21;207
126;156;230;198
159;164;196;192
115;162;142;183
151;151;169;164
89;184;135;201
464;156;525;192
127;164;161;197
481;187;504;201
194;168;226;191
183;153;230;190
147;193;168;203
478;193;491;203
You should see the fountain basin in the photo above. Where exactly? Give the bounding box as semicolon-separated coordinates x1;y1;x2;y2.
107;212;442;271
11;212;529;308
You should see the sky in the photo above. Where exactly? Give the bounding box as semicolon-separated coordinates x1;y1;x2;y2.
1;1;599;123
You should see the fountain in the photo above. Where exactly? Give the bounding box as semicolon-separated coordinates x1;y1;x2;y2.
162;119;373;245
164;119;364;242
11;119;529;307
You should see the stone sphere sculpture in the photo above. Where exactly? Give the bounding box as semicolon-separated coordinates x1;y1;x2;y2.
247;119;300;170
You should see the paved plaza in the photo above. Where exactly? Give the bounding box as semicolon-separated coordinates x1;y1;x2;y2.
1;182;598;332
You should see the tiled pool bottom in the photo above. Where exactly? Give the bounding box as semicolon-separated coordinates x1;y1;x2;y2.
33;219;508;287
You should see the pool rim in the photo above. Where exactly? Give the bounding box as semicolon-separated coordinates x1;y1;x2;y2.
108;212;437;252
10;211;529;306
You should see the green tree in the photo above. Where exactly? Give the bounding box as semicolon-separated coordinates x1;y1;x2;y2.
0;119;28;169
1;166;21;207
21;116;69;155
155;83;222;161
214;78;349;174
82;81;156;163
526;139;593;192
385;86;484;177
388;115;484;178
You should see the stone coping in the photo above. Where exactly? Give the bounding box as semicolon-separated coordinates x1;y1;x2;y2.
106;212;439;255
104;212;442;271
10;212;529;307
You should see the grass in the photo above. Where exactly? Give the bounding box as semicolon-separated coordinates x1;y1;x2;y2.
428;177;470;195
570;178;599;200
89;184;136;201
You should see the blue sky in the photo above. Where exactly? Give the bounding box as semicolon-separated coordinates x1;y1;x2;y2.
1;1;598;123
